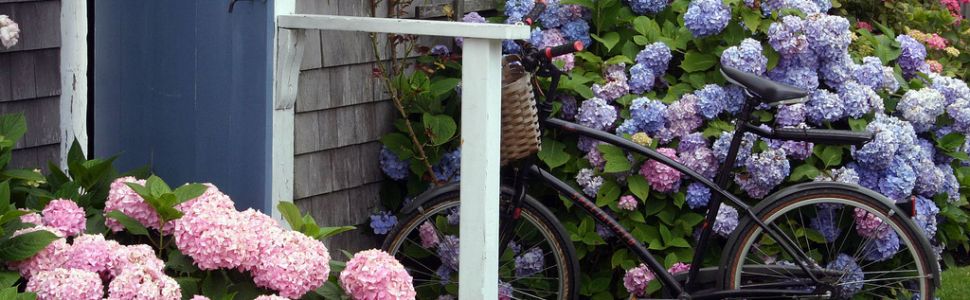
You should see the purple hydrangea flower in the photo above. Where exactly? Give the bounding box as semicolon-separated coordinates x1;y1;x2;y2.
768;63;819;91
498;281;513;300
514;247;544;278
721;39;768;75
853;56;899;93
678;132;708;153
852;115;912;170
628;64;656;94
736;148;790;199
723;86;747;114
640;148;682;193
804;14;851;61
619;195;638;211
593;63;630;101
939;164;960;203
776;103;807;126
805;90;844;124
433;149;462;182
896;35;929;79
560;95;578;120
370;211;398;235
456;12;488;48
781;138;814;160
504;0;534;20
577;97;618;131
636;42;672;75
810;205;841;243
897;88;945;133
877;156;916;201
684;0;731;37
447;207;460;225
865;230;900;262
431;45;450;56
586;145;607;170
538;0;570;28
713;131;758;167
661;95;703;142
713;204;739;237
629;0;669;14
839;81;880;118
686;182;711;210
680;147;718;179
576;168;604;196
532;28;576;71
695;84;727;119
913;195;940;237
767;16;809;57
762;0;822;15
948;98;970;134
819;54;856;89
436;265;452;285
438;235;460;269
380;147;409;180
826;254;864;295
561;20;592;47
930;73;970;106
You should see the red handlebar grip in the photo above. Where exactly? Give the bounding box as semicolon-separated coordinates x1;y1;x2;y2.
523;1;547;25
545;41;585;59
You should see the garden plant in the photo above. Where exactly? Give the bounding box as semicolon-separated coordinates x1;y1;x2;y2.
375;0;970;298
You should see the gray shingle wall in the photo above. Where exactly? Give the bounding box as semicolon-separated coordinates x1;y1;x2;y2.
0;0;61;171
292;0;496;252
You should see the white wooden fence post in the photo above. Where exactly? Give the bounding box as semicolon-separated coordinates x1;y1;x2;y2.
459;37;503;299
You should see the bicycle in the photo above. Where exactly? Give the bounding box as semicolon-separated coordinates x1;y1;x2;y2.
382;18;940;300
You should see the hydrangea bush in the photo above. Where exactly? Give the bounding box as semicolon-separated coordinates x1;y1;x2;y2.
378;0;970;298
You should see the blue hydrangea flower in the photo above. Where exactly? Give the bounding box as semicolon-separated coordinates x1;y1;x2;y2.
680;146;718;179
776;103;807;126
538;0;570;28
914;195;940;237
561;19;592;47
504;0;534;20
577;97;618;132
576;168;604;196
767;16;809;57
767;63;819;91
939;164;960;203
723;86;747;114
370;211;398;235
437;235;460;269
853;56;886;90
810;205;840;243
684;0;731;37
819;54;856;89
695;84;727;119
593;63;630;101
619;97;667;135
431;45;450;56
931;73;970;106
661;95;703;142
514;247;544;278
721;39;769;75
380;146;410;180
628;64;656;94
877;156;916;201
781;139;814;160
839;81;880;118
636;42;672;75
761;0;822;15
433;149;462;182
503;39;522;55
736;148;790;198
804;14;851;61
713;204;739;237
805;90;845;124
456;12;487;48
896;35;929;79
686;182;711;209
678;132;708;153
864;230;900;262
560;95;578;120
813;0;832;11
436;265;452;285
628;0;669;14
896;88;945;133
851;117;904;170
826;254;864;295
447;207;460;225
713;131;758;167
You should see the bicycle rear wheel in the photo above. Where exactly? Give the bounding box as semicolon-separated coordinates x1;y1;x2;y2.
720;186;937;299
382;189;579;300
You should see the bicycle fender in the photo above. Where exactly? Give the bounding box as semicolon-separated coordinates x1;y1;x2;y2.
400;181;462;215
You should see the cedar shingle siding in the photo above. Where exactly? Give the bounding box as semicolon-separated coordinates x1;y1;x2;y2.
0;0;61;170
292;0;496;252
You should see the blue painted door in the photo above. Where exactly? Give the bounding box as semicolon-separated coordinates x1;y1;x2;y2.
94;0;273;211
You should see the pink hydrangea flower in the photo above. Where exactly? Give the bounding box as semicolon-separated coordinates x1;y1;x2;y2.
925;34;948;50
618;195;638;211
105;177;160;232
42;199;86;236
253;296;289;300
623;263;655;297
639;148;682;193
62;234;124;280
9;227;69;279
252;231;332;298
26;268;103;300
106;265;181;300
163;183;237;234
0;15;20;49
419;221;439;248
854;208;888;238
339;249;416;300
234;208;284;271
668;262;691;274
856;21;873;31
111;244;165;277
190;296;211;300
20;209;42;226
928;60;943;73
171;203;260;270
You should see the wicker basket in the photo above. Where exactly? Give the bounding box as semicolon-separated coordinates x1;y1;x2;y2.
500;55;542;166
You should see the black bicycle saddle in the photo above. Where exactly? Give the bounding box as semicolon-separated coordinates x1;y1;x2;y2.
720;66;809;104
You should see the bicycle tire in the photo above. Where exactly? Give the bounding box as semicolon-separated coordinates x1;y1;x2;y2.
719;185;937;299
382;188;579;300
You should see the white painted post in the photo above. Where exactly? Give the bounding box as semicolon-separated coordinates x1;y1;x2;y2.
459;38;503;299
272;0;298;220
60;0;88;165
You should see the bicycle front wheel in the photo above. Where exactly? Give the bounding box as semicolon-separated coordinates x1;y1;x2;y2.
720;186;937;299
382;189;579;300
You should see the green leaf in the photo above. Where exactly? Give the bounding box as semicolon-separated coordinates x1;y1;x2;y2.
741;8;762;32
595;180;621;207
574;52;603;64
146;175;171;197
680;51;717;72
106;210;149;236
173;183;207;203
632;35;649;46
659;223;673;245
611;249;629;269
1;169;44;182
430;78;460;97
848;118;869;132
604;55;634;65
668;237;690;248
627;175;650;201
316;226;356;240
814;146;843;168
537;139;570;169
632;16;661;41
380;133;414;159
202;271;229;300
166;249;199;274
0;114;27;148
597;144;631;173
0;230;58;261
591;32;621;52
277;201;305;231
422;114;457;146
789;164;820;182
938;133;966;152
0;271;19;287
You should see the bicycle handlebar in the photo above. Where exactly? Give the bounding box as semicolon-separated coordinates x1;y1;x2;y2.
544;41;585;59
523;0;547;26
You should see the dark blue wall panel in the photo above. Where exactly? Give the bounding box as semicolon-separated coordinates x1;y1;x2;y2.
94;0;272;211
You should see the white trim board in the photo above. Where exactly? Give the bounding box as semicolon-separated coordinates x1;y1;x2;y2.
60;0;89;165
